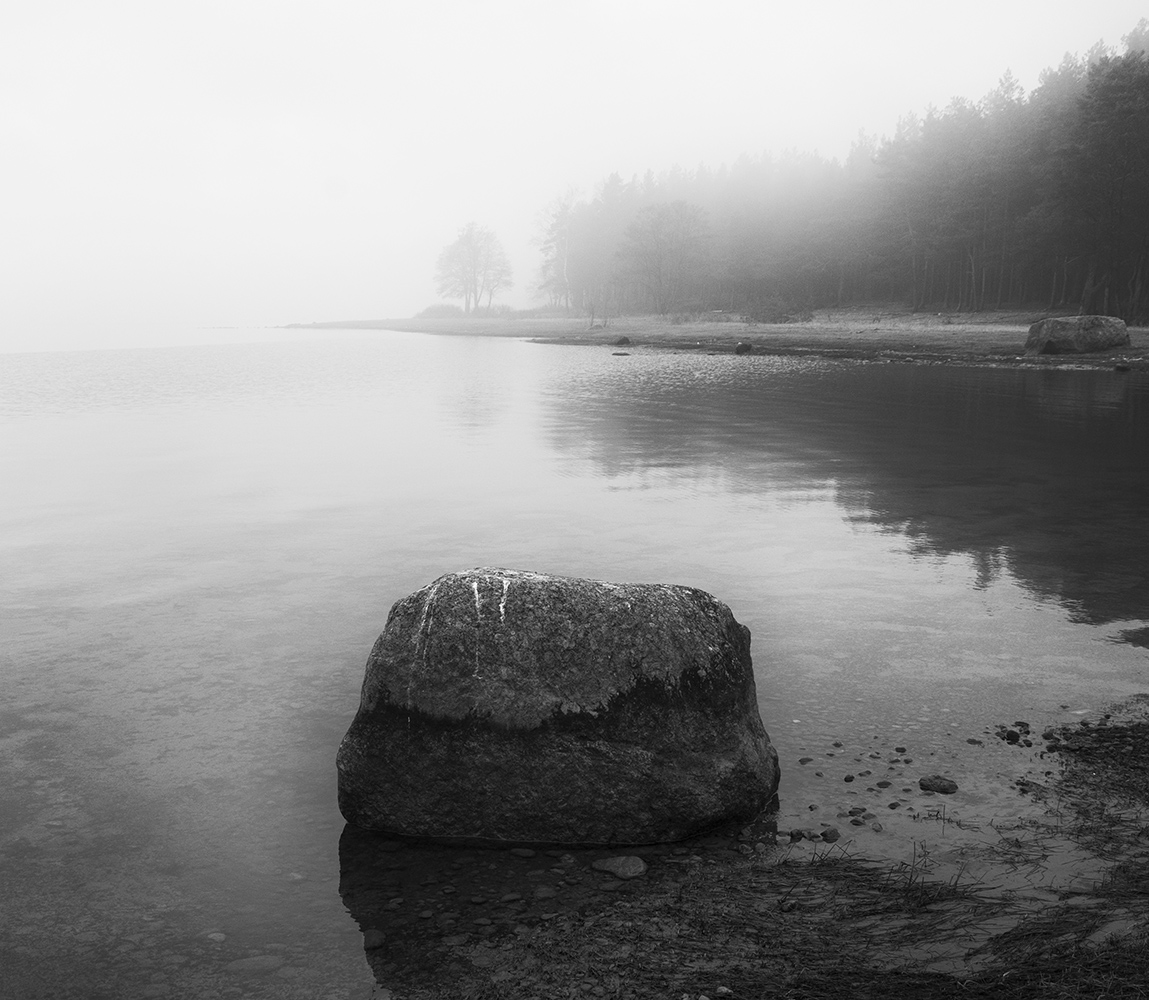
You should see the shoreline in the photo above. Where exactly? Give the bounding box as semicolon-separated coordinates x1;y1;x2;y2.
346;700;1149;999
288;309;1149;370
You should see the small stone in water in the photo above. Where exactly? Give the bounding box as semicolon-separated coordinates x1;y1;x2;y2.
591;856;648;879
919;775;959;794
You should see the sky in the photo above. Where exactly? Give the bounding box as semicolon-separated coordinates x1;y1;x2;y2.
1;0;1145;352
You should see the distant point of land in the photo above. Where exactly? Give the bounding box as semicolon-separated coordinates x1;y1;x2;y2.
284;308;1149;369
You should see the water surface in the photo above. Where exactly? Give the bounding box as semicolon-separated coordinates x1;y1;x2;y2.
2;332;1147;996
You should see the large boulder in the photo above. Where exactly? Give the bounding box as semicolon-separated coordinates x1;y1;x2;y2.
337;568;779;846
1024;315;1130;355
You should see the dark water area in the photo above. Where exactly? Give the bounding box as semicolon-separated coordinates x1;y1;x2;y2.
545;358;1149;630
2;333;1147;997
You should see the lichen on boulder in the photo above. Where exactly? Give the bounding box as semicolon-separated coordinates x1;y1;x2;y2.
336;568;779;846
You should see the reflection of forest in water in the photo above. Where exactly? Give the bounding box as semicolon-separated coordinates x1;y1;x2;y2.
544;358;1149;635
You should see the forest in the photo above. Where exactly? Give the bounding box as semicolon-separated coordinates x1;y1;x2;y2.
534;24;1149;324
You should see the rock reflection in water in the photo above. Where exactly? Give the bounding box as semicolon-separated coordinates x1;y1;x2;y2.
338;825;636;990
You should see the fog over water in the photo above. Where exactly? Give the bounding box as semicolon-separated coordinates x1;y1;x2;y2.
1;1;1146;351
4;4;1149;993
2;334;1147;993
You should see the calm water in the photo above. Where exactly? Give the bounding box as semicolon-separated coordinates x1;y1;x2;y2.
2;331;1148;996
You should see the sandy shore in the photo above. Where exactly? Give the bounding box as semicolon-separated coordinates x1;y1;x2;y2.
294;309;1149;369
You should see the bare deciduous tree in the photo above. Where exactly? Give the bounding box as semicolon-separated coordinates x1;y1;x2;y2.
435;223;513;314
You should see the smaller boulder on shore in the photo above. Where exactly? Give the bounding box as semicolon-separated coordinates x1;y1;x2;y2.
1024;315;1129;355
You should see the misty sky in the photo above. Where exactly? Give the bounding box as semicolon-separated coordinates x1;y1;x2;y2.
1;0;1145;352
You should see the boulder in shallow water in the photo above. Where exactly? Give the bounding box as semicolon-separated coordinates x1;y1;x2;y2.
336;567;779;846
1024;315;1129;355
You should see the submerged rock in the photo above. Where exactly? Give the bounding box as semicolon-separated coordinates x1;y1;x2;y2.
591;856;648;879
337;568;779;846
1024;315;1130;355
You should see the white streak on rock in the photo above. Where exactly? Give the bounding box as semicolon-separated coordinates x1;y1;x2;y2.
472;580;482;677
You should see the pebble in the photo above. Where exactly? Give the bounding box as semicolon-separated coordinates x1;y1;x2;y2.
919;775;959;794
533;886;558;899
591;856;648;879
821;827;841;842
509;847;536;858
798;757;813;764
363;929;386;950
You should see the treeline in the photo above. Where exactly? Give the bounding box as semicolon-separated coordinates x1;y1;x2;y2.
536;25;1149;323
